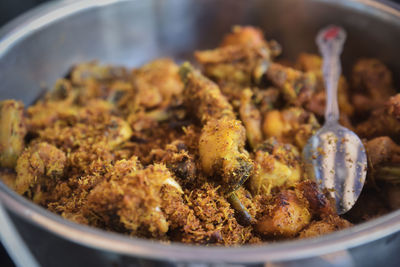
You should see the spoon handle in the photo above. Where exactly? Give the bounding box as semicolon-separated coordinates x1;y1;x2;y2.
316;25;346;124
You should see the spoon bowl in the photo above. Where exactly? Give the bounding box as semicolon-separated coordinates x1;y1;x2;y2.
303;122;367;214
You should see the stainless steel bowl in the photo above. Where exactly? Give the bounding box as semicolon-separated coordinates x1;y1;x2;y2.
0;0;400;266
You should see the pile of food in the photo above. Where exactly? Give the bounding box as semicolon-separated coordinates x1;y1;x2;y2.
0;26;399;245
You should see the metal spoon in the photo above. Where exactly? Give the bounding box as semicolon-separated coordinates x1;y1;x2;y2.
303;25;367;215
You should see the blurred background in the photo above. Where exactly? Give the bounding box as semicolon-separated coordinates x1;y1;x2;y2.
0;0;400;266
0;0;49;27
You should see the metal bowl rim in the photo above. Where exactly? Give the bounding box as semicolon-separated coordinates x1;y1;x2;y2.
0;0;400;263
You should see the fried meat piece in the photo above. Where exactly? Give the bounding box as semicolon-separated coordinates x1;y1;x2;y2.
356;94;400;140
265;63;317;107
249;138;302;195
179;62;235;123
366;136;400;168
239;88;263;148
15;142;66;197
199;118;253;193
295;180;335;216
180;63;253;193
37;101;132;151
253;87;281;115
256;190;311;238
85;162;182;238
195;26;280;87
352;58;396;113
132;58;184;109
262;107;320;149
364;136;400;186
255;180;346;239
0;100;27;168
26;80;79;133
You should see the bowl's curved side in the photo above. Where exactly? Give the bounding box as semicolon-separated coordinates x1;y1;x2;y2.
0;0;400;264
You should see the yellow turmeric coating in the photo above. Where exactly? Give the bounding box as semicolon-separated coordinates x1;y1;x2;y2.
256;190;311;237
0;100;26;168
181;62;254;193
195;26;277;87
249;138;302;195
266;62;317;107
199;118;253;193
133;58;183;109
1;25;398;245
239;88;263;149
15;142;66;196
262;107;320;149
179;62;235;123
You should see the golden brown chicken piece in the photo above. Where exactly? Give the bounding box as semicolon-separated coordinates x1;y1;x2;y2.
253;87;281;115
249;138;302;195
26;79;80;133
179;62;235;123
68;62;131;106
30;100;135;183
15;142;66;198
255;179;348;239
356;94;400;140
352;58;396;114
295;180;335;216
256;190;311;238
295;53;322;72
180;63;254;193
262;107;320;149
132;58;184;109
364;136;400;186
36;100;131;150
295;180;351;237
195;26;280;88
265;63;317;107
195;45;269;87
366;136;400;168
0;100;27;168
85;161;182;238
103;116;133;150
199;118;253;193
239;88;263;148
